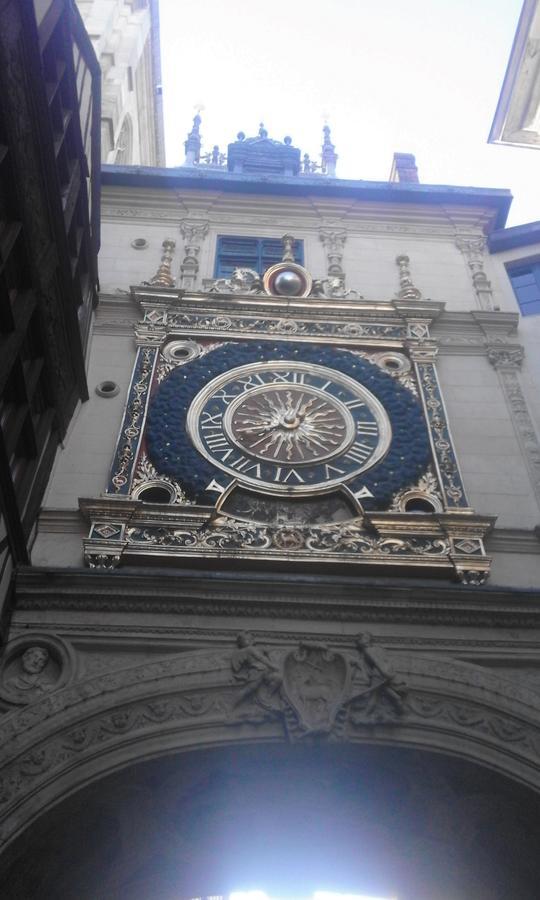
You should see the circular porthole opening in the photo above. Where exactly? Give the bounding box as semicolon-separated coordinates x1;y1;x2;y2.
136;484;173;504
95;381;120;398
404;497;436;513
171;346;192;360
384;359;400;370
131;238;148;250
162;340;201;365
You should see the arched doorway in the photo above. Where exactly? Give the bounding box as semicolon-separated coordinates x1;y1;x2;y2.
1;742;540;899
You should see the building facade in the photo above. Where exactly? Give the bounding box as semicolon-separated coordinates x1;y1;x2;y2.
489;0;540;149
1;124;540;898
0;0;100;636
76;0;165;166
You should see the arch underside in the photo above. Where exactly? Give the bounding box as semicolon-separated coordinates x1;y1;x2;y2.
1;649;540;897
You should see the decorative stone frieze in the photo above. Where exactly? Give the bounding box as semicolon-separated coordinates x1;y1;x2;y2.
178;219;209;289
455;235;495;311
80;495;493;583
2;636;540;849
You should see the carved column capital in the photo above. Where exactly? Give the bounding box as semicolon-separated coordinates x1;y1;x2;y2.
179;219;209;243
455;235;486;257
319;227;347;252
487;345;525;370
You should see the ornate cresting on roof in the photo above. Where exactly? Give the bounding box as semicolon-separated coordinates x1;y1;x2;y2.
182;115;339;177
81;236;494;584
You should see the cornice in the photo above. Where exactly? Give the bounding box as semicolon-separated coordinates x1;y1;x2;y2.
36;509;85;534
36;507;540;558
13;566;540;628
101;166;512;230
486;528;540;554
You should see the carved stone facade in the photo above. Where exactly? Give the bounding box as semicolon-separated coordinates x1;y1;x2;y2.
2;118;540;895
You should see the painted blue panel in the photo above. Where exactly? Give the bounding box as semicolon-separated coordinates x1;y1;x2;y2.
146;341;431;509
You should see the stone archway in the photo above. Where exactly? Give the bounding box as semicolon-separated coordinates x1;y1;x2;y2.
1;742;540;900
1;641;540;858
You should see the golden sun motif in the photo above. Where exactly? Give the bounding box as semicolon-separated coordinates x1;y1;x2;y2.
229;386;350;464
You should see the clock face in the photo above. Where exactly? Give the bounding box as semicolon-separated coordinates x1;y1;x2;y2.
186;361;391;495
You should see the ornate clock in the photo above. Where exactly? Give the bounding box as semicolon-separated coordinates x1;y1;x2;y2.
146;340;431;509
186;361;390;495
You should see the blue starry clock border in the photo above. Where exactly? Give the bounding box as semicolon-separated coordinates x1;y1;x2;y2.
146;341;433;510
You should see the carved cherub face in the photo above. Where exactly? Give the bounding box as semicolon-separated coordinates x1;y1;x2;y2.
236;632;253;649
21;646;49;675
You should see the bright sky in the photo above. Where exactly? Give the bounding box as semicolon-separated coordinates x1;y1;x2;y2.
159;0;539;228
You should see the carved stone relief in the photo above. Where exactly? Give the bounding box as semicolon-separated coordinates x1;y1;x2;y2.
0;634;75;707
2;638;540;851
178;220;209;289
455;236;495;311
319;228;347;274
229;631;407;739
488;345;540;507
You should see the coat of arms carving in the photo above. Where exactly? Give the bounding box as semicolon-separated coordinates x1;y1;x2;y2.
229;632;407;740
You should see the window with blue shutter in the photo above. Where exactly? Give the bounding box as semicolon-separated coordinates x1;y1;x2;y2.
214;236;304;278
507;262;540;317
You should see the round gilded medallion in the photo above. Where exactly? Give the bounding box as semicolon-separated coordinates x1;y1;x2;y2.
225;384;354;464
186;360;391;495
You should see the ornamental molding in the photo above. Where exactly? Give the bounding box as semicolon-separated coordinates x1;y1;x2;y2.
102;205;181;221
1;641;540;847
11;621;540;655
414;358;470;508
13;566;540;627
178;219;209;290
80;496;494;584
485;528;540;555
455;234;495;311
488;347;540;506
35;509;85;534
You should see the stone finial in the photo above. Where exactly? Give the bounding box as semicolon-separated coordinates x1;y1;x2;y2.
184;112;202;165
147;239;176;287
281;234;295;262
389;153;419;183
396;254;423;300
321;124;338;177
